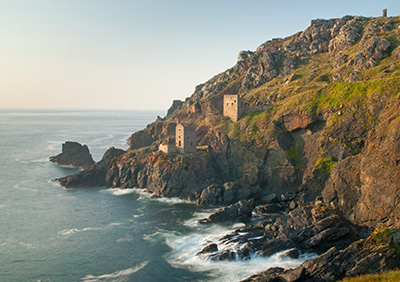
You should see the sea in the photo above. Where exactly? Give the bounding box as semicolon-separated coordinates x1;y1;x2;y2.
0;109;313;282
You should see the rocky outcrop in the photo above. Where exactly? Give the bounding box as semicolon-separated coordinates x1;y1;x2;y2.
197;182;261;206
57;148;241;202
242;227;400;282
57;147;125;187
50;141;95;169
199;199;255;224
198;200;356;262
322;113;400;228
166;100;184;118
347;35;391;70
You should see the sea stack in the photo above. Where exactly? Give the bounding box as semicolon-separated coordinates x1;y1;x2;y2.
50;141;95;169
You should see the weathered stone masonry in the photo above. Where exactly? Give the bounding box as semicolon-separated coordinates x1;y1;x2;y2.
223;94;243;122
176;123;197;153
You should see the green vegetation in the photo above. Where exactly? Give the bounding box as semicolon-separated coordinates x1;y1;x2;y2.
196;145;208;151
223;108;276;145
369;227;399;252
285;142;301;169
339;270;400;282
313;156;337;174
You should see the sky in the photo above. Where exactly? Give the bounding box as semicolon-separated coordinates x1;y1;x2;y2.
1;0;400;111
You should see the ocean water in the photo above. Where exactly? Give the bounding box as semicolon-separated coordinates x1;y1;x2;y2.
0;110;311;282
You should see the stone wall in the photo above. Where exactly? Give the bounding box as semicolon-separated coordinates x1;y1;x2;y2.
159;144;177;154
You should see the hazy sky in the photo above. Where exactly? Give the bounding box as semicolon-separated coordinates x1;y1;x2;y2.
1;0;399;111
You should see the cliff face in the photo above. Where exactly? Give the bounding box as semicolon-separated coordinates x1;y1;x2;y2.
59;15;400;229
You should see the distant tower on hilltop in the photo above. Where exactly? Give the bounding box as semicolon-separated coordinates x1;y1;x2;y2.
382;8;387;17
176;123;196;153
223;94;243;122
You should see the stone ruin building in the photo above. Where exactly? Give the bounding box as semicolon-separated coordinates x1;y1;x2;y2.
176;122;196;153
223;94;243;122
159;94;244;154
159;122;197;154
158;143;177;154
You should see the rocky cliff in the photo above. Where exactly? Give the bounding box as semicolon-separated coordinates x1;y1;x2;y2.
57;14;400;281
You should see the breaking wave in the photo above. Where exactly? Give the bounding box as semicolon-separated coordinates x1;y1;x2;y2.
132;188;194;205
107;187;194;205
104;188;137;196
164;211;316;282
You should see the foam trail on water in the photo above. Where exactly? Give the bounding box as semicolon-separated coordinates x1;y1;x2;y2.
81;261;149;281
58;227;105;236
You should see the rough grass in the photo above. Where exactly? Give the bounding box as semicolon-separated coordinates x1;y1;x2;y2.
313;156;337;174
339;270;400;282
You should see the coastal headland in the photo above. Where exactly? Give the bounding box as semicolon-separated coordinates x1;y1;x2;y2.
53;14;400;281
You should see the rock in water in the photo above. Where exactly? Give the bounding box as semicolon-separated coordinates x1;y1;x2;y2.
50;141;95;169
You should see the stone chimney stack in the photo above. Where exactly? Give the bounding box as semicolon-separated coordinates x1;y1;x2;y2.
382;8;387;17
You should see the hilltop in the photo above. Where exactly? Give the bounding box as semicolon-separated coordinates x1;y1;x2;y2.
56;14;400;281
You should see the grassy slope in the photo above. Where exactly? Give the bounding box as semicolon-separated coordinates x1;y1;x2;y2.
219;25;400;147
339;270;400;282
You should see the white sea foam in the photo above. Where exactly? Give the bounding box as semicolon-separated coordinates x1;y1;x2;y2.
116;235;134;243
31;157;49;163
81;261;149;282
143;229;171;242
151;196;193;205
110;187;195;205
16;157;48;164
59;220;126;237
19;241;40;249
164;218;317;282
104;188;137;196
13;184;38;193
58;227;105;236
108;222;123;226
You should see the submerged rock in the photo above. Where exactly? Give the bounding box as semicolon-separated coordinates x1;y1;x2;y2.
50;141;95;169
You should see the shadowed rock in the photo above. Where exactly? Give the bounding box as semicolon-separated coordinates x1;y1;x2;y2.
50;141;95;169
